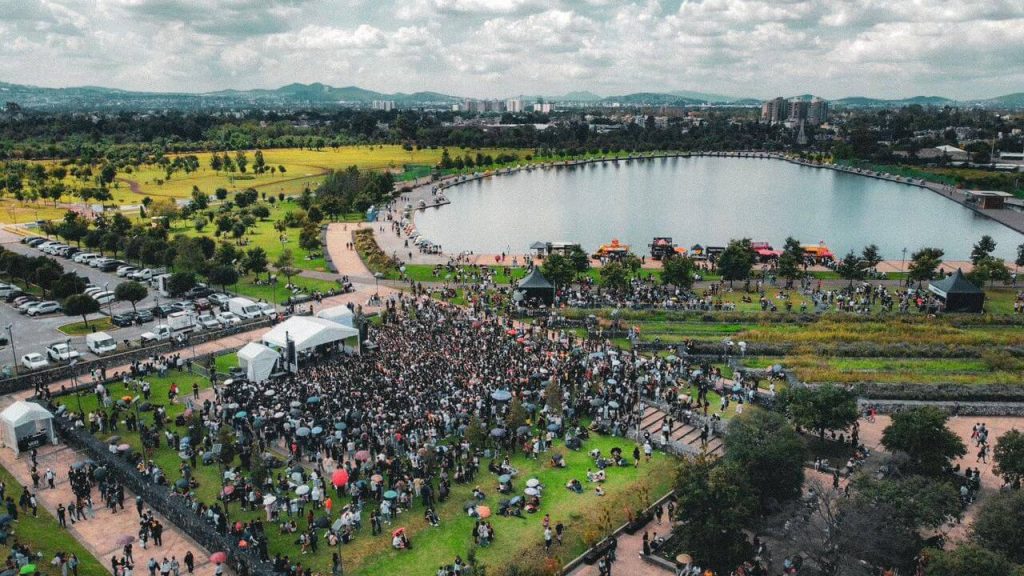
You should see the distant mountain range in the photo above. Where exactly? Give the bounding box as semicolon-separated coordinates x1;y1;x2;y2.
0;81;1021;111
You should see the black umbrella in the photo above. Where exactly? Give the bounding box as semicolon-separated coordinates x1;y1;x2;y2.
516;426;531;437
490;428;507;438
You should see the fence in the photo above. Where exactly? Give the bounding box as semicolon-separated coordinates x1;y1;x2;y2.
49;410;275;576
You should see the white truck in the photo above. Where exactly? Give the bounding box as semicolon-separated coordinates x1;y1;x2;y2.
46;342;81;362
152;272;173;297
85;332;118;355
228;297;264;320
140;311;197;343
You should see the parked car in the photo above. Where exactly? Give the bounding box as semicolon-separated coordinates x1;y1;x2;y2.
135;308;155;323
207;293;231;308
116;266;138;277
5;291;27;303
21;353;49;370
130;268;155;281
111;312;137;327
17;299;41;313
73;252;99;263
46;342;80;362
185;286;213;299
257;302;277;319
27;301;61;316
99;260;124;273
61;247;81;258
149;304;179;318
215;311;242;326
92;291;115;305
12;295;36;307
196;313;221;330
83;287;105;298
192;298;212;311
89;257;114;268
21;236;44;245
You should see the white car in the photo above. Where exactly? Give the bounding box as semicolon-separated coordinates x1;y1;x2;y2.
257;302;278;319
130;269;154;281
215;311;242;326
73;253;99;264
116;265;138;277
27;301;61;316
17;300;40;314
36;242;60;253
196;313;222;330
89;257;114;268
92;291;115;305
21;353;49;370
84;287;105;297
46;343;80;362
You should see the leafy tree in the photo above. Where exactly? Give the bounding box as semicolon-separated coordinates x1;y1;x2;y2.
544;379;563;415
836;250;865;285
274;249;301;286
63;294;100;327
214;187;228;200
776;252;802;286
539;253;575;287
972;490;1024;564
52;273;87;300
924;545;1022;576
673;454;755;573
994;429;1024;489
252;205;270;220
599;261;629;292
167;272;196;298
851;474;961;530
970;235;997;265
861;244;882;271
567;245;591;275
193;215;207;232
102;231;122;257
190;186;208;210
114;281;148;313
299;222;321;253
881;406;965;476
718;238;754;285
506;397;528;432
214;242;241;266
1016;243;1024;271
660;253;695;289
208;265;239;292
724;409;806;510
968;256;1010;287
149;198;180;222
907;247;944;285
243;247;269;280
464;416;487;450
781;383;859;440
34;263;61;297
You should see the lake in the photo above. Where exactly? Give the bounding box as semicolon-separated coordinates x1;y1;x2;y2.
414;156;1024;261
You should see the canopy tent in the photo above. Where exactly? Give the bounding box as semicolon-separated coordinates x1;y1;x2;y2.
237;342;280;383
0;401;55;455
516;268;555;306
929;269;985;313
263;316;361;370
316;305;355;328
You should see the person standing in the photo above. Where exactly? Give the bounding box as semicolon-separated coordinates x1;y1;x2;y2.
183;551;194;575
543;526;553;552
332;552;342;576
56;503;67;528
555;521;564;545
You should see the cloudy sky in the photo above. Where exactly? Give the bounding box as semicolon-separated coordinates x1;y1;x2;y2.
1;0;1021;100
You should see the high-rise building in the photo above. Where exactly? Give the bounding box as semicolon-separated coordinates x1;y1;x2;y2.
787;99;809;123
371;100;395;111
506;98;523;113
807;97;829;125
760;97;787;124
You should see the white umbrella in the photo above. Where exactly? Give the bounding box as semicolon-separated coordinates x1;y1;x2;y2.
526;478;540;488
296;485;310;496
263;495;277;506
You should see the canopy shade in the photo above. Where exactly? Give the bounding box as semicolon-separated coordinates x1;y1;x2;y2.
516;268;555;306
263;316;359;352
929;269;985;313
237;342;279;383
316;305;355;328
0;401;55;455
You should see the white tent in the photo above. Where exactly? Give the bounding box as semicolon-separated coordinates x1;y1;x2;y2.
263;316;359;353
316;305;355;328
237;342;280;383
0;401;56;455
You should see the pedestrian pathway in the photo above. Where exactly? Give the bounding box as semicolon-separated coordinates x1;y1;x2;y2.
568;516;676;576
638;406;724;456
0;443;230;576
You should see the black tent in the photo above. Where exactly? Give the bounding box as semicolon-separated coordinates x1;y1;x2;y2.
928;269;984;313
517;268;555;306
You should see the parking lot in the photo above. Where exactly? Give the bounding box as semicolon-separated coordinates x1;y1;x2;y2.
0;230;216;368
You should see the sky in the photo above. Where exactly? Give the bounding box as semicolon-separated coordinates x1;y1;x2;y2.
0;0;1022;100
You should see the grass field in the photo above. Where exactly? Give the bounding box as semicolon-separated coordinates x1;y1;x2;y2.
58;368;676;576
58;317;114;335
0;463;107;575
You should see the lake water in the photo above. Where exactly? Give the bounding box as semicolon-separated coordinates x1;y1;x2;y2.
414;156;1023;261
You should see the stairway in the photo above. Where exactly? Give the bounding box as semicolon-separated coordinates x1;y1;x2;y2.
639;405;724;456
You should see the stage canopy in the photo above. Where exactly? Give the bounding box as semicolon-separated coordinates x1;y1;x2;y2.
237;342;279;383
1;401;55;455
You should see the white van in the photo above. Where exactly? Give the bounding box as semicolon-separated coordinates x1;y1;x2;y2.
86;332;118;355
228;297;263;320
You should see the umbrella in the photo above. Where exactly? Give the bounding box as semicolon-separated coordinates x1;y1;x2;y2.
117;443;131;452
490;428;506;438
772;364;783;373
290;401;301;408
290;472;303;484
116;535;135;547
331;469;349;488
516;425;531;437
509;496;522;506
226;403;239;411
355;450;370;462
178;451;191;460
210;552;227;564
334;422;347;431
311;426;323;436
524;487;538;496
498;474;511;484
526;478;540;488
234;411;247;419
332;519;344;531
589;398;605;407
273;412;285;419
383;490;398;500
18;566;35;575
222;485;235;496
264;389;275;397
477;505;491;519
676;554;693;565
546;423;560;432
174;478;189;489
296;427;310;437
315;517;329;528
93;467;107;480
490;389;512;402
392;527;405;537
608;401;620;409
606;379;617;385
296;485;310;496
307;396;321;404
263;495;277;506
370;474;383;483
665;355;679;362
0;515;11;525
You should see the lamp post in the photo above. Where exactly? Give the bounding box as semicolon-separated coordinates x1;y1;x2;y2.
70;359;82;415
373;272;383;296
103;282;113;317
6;324;16;376
900;247;908;287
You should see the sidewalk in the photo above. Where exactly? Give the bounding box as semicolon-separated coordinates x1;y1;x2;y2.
568;517;676;576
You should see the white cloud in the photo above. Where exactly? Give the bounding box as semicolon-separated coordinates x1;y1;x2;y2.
0;0;1020;99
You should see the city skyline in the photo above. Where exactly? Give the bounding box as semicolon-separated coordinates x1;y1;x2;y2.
1;0;1022;101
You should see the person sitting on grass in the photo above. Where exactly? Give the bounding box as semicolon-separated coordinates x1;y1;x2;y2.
425;508;440;527
472;486;486;501
586;469;606;483
566;479;584;494
595;486;605;497
550;454;566;468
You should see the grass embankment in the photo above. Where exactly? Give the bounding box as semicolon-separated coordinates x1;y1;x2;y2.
836;159;1024;198
58;317;115;335
0;463;107;574
57;369;676;575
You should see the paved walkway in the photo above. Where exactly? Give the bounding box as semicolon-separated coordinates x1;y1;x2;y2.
568;517;676;576
0;443;227;575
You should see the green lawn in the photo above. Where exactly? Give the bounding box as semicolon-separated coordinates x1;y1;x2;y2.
57;370;678;575
231;275;343;306
58;317;115;335
0;463;107;574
